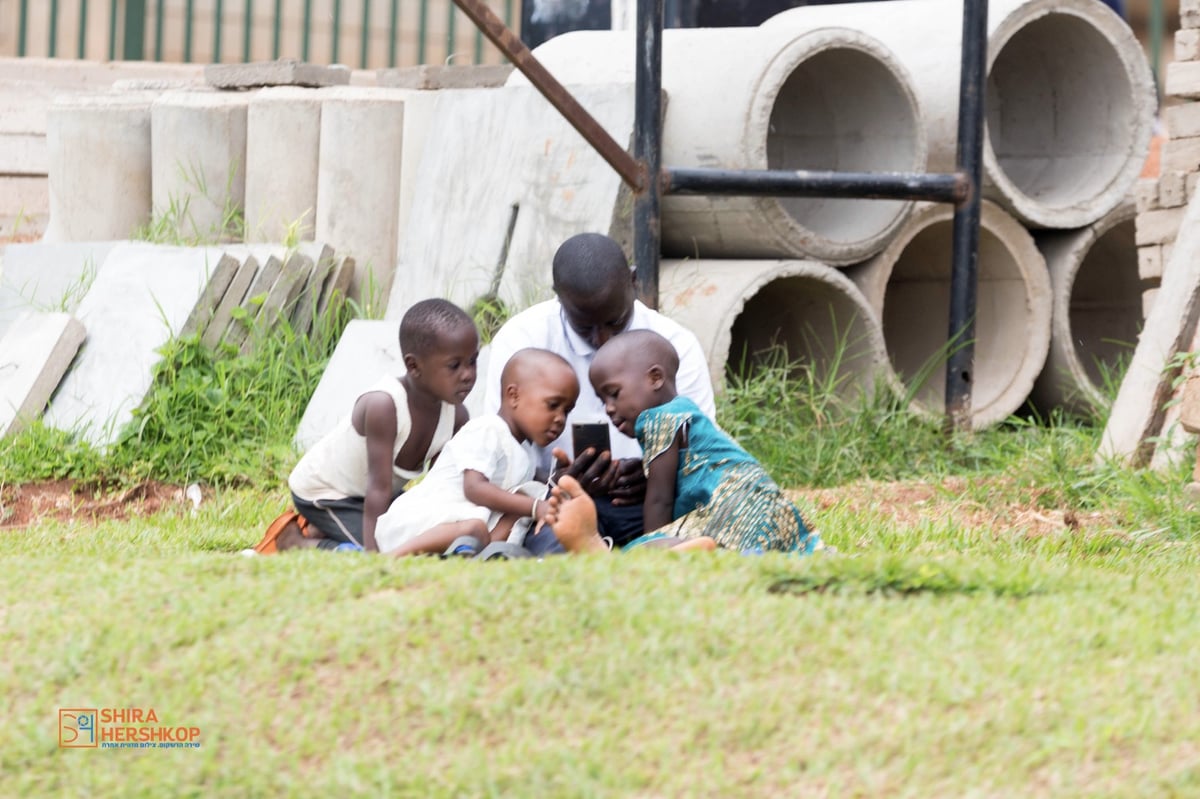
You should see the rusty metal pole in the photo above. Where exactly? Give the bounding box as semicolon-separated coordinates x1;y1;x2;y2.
450;0;644;193
633;0;664;309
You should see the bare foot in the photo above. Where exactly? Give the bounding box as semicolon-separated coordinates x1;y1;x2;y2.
670;536;717;553
277;520;321;550
546;475;610;554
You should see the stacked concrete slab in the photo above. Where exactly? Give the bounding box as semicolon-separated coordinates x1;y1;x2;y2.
0;239;351;443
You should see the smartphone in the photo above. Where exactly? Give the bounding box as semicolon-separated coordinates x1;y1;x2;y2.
572;422;611;456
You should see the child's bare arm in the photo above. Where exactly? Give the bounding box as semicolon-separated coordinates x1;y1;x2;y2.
357;392;400;552
462;469;549;522
643;429;683;533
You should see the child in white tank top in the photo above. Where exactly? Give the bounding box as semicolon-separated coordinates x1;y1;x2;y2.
253;299;478;554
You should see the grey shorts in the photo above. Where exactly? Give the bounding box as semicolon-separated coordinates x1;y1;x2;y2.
292;491;403;551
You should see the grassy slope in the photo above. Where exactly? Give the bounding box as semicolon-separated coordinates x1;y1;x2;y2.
4;493;1200;797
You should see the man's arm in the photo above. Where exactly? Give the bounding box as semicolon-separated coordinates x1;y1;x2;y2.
357;392;400;553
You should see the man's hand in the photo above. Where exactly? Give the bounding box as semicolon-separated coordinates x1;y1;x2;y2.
551;447;619;497
608;458;646;506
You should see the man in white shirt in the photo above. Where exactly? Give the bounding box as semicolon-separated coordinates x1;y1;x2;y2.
485;232;716;552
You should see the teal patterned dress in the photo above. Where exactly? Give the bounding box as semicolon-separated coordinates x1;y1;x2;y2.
629;395;820;554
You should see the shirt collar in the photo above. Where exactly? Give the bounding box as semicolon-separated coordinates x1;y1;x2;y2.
558;300;645;359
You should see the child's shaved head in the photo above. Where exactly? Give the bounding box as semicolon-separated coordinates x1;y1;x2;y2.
592;329;679;379
399;299;475;357
500;347;576;388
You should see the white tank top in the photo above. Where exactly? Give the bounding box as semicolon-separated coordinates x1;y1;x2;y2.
288;376;457;501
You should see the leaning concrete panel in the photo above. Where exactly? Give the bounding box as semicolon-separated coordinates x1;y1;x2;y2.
293;319;404;452
43;242;231;446
384;83;637;322
0;241;119;340
0;312;86;437
1099;191;1200;465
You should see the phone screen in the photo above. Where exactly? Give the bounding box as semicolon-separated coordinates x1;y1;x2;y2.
572;422;611;455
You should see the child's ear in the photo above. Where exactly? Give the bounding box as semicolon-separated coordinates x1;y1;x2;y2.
503;382;520;406
648;364;666;390
403;353;420;376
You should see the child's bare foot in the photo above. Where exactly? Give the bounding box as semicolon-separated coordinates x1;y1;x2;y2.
277;520;320;550
546;475;610;554
670;536;717;553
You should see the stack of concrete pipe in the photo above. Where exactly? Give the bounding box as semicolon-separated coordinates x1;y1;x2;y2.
522;0;1154;427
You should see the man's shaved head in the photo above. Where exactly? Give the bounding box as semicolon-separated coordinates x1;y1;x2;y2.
551;233;631;297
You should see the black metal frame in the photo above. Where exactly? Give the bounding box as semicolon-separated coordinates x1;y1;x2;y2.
452;0;988;430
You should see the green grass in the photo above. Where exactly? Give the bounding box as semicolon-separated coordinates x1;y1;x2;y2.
6;327;1200;794
5;498;1200;796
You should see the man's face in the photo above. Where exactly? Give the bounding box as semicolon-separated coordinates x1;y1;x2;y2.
556;278;635;351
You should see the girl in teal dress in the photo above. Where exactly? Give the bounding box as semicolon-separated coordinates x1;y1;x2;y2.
588;329;822;554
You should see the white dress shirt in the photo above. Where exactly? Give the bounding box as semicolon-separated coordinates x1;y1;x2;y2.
484;299;716;472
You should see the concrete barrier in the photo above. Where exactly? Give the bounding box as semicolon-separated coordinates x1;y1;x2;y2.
659;259;889;399
42;92;155;242
151;89;249;243
315;87;406;303
515;25;925;264
244;87;322;244
768;0;1155;229
846;200;1051;429
1031;202;1139;416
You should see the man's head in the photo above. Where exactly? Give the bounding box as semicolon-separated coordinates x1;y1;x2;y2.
552;233;636;350
499;348;580;446
588;330;679;438
399;299;479;405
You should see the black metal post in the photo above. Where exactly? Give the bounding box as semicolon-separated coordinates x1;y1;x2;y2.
634;0;664;309
664;167;968;204
945;0;988;432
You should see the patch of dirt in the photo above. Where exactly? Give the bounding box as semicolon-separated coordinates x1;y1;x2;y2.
0;475;1123;540
0;480;188;529
791;476;1123;542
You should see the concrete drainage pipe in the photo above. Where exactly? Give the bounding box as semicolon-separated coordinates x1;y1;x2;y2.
658;259;890;400
845;201;1052;429
767;0;1155;229
1030;202;1139;416
516;26;925;264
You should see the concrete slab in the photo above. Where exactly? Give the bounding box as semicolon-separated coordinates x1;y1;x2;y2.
1100;191;1200;465
43;242;233;446
376;64;513;90
384;83;637;322
293;319;404;451
0;311;86;437
205;60;351;89
0;241;119;339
